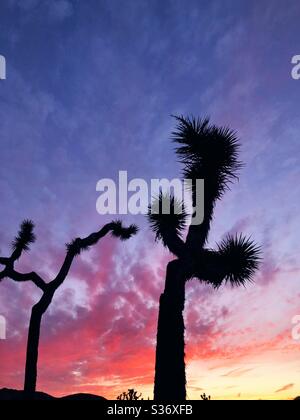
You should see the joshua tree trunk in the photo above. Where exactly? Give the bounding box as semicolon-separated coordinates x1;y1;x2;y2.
24;289;54;395
154;260;186;400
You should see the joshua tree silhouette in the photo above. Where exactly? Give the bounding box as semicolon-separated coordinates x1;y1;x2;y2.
117;389;143;400
148;116;260;401
200;392;211;400
0;219;138;395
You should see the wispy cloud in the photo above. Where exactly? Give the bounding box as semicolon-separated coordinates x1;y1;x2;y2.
221;368;254;378
275;384;294;393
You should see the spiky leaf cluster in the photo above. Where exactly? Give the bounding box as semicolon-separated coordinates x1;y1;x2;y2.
111;220;138;241
12;220;36;253
217;234;261;286
172;115;242;201
148;193;187;245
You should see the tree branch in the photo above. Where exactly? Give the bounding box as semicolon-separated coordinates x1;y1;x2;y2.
0;265;47;291
0;220;46;290
0;257;10;265
192;249;226;288
9;269;47;291
51;221;138;290
148;193;187;258
1;220;138;293
185;201;214;251
161;231;186;258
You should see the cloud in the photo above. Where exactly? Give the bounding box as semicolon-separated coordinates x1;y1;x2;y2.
49;0;73;21
275;384;294;393
8;0;73;21
221;368;254;378
8;0;40;11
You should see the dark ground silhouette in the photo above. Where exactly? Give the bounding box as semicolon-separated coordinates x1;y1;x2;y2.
0;388;106;400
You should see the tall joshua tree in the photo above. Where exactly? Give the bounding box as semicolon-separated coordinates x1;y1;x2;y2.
148;116;260;400
0;219;137;395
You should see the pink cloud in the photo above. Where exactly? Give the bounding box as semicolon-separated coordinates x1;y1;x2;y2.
275;383;294;393
1;231;299;399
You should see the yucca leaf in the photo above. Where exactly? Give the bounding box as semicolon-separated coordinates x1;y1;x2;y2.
111;220;138;241
12;220;36;253
217;234;261;286
148;192;187;246
172;115;242;200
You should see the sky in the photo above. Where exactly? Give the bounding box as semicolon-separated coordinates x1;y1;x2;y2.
0;0;300;400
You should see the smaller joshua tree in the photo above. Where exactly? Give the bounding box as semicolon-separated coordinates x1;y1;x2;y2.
117;389;143;400
0;219;138;395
